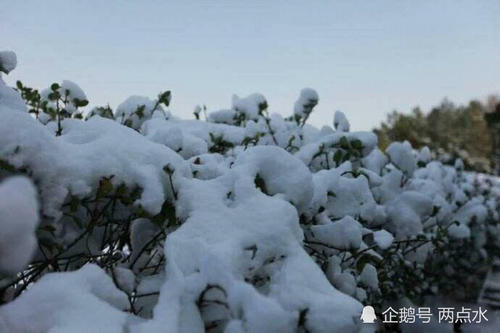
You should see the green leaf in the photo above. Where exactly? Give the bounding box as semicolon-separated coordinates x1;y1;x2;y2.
258;100;268;113
342;152;351;162
69;196;79;212
73;98;89;107
351;139;363;150
98;177;114;197
254;173;268;195
158;91;172;107
135;105;146;118
152;200;177;226
355;252;381;272
339;136;349;150
48;92;58;101
0;159;16;172
116;183;128;196
333;150;343;165
40;224;56;234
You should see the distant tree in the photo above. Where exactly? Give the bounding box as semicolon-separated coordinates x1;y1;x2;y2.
375;98;494;173
375;107;429;151
484;96;500;174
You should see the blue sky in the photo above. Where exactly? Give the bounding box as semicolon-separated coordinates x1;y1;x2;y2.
2;0;499;130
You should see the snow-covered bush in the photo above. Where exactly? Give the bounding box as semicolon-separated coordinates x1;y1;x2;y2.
0;176;39;275
1;50;500;332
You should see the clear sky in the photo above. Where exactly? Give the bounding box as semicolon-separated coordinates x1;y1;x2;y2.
2;0;499;130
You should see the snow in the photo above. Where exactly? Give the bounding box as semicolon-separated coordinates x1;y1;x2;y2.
143;117;246;152
114;267;136;294
386;141;417;176
454;199;488;225
455;158;464;170
373;229;394;250
0;265;131;333
325;175;378;223
331;271;357;297
142;118;209;159
2;52;500;332
294;88;318;118
130;218;161;269
359;264;379;290
334;110;350;132
132;158;363;332
60;80;87;101
0;108;190;218
232;145;314;212
115;96;164;129
0;69;25;112
59;80;88;113
295;131;377;169
385;191;433;239
0;51;17;74
448;223;471;239
208;109;237;124
362;148;389;175
0;176;39;274
232;93;267;120
310;216;363;250
418;146;431;165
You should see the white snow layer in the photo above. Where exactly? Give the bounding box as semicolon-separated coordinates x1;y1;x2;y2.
232;93;267;120
294;88;318;117
0;51;17;74
0;59;366;332
1;52;500;332
334;110;350;132
0;264;131;333
373;230;394;250
115;95;165;129
0;108;190;218
60;80;87;101
0;176;39;274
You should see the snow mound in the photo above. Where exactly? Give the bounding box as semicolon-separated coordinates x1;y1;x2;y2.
0;176;39;274
294;88;318;118
1;51;500;333
0;264;130;332
232;93;267;120
0;107;189;218
0;51;17;74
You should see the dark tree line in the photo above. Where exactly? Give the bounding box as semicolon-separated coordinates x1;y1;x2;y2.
374;96;500;174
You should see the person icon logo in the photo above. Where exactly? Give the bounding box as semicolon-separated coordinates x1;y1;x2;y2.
360;306;377;323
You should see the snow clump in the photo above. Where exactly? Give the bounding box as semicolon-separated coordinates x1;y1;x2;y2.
1;50;500;332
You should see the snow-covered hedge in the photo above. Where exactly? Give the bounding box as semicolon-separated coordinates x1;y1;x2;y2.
1;50;500;332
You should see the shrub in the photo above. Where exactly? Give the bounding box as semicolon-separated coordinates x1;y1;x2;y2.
1;50;500;332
